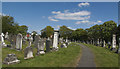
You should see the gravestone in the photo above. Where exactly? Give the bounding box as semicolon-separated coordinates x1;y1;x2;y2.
29;35;33;46
3;54;20;65
103;40;106;47
22;36;26;45
16;33;22;50
68;42;71;45
100;39;103;47
108;41;111;48
52;30;59;51
111;34;117;51
97;39;99;46
24;46;34;59
117;38;120;53
61;43;67;48
34;34;40;48
5;32;9;40
46;38;51;52
1;33;7;47
38;39;45;54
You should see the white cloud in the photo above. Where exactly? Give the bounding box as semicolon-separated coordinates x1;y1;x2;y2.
48;16;59;22
0;13;8;16
75;20;89;24
97;20;102;23
52;11;61;14
67;27;76;30
49;10;91;21
78;2;90;7
75;20;103;25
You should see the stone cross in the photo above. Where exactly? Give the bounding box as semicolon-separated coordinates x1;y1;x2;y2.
16;33;22;50
52;30;59;51
111;34;116;51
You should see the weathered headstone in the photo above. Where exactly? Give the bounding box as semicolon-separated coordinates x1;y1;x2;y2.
61;43;67;48
29;35;33;46
46;38;51;52
1;33;7;47
3;54;20;65
108;41;111;48
103;40;106;47
100;39;103;47
5;32;9;40
34;34;40;48
97;39;99;46
117;38;120;53
24;46;34;59
52;30;59;51
16;33;22;50
39;39;45;54
111;34;117;51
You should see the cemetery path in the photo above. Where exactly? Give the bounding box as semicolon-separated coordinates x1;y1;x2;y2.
77;44;96;67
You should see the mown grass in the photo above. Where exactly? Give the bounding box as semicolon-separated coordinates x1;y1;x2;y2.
2;42;81;67
82;43;118;67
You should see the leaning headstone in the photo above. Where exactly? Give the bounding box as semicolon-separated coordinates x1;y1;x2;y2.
16;33;22;50
24;46;34;59
3;54;20;65
52;30;59;51
46;38;51;52
111;34;117;51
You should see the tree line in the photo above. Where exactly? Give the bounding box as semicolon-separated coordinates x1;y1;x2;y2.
41;21;120;45
2;15;28;35
2;15;120;44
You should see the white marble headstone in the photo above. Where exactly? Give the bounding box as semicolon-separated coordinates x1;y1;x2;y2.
53;31;59;50
112;34;116;48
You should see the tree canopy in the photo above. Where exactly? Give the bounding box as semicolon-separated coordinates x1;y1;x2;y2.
2;15;28;35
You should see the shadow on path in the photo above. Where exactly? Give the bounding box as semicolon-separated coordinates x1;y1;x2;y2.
77;44;96;67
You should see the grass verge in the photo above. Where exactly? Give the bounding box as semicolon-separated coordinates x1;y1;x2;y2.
2;42;81;67
82;43;118;67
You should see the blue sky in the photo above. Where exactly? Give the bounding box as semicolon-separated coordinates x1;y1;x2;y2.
2;2;118;34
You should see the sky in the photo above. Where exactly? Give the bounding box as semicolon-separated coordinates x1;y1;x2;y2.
2;2;118;34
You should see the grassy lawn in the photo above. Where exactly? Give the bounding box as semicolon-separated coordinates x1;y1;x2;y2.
82;43;118;67
2;42;81;67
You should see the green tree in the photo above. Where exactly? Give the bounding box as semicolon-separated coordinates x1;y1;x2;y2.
59;25;73;39
102;20;117;42
41;26;54;38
